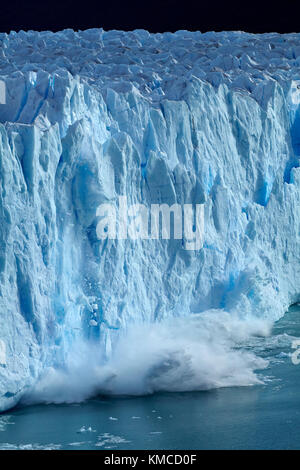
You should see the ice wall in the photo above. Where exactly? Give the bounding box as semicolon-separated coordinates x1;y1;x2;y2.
0;30;300;410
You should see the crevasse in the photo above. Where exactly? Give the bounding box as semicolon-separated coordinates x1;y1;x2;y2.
0;29;300;410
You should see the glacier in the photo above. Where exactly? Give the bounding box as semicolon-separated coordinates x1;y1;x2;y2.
0;29;300;410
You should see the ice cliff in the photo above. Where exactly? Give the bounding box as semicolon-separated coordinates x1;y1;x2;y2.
0;29;300;410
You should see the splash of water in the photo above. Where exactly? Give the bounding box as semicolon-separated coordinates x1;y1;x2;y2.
23;310;271;405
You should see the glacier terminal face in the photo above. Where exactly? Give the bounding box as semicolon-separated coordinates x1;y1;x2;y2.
0;29;300;409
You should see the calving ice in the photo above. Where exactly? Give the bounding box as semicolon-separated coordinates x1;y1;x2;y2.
96;196;205;250
0;29;300;412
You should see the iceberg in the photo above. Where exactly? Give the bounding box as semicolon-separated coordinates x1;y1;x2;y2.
0;29;300;410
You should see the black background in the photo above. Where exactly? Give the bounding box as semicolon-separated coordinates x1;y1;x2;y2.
0;0;300;34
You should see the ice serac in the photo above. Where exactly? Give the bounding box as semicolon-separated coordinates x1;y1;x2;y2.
0;29;300;409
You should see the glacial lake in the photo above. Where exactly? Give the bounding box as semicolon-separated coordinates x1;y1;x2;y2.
0;305;300;450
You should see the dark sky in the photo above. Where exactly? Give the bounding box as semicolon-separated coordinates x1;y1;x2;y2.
0;0;300;33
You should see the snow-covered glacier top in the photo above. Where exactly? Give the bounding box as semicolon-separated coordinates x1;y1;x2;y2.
0;29;300;411
1;29;300;106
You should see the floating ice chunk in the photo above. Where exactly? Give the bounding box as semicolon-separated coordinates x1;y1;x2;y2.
77;426;95;433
